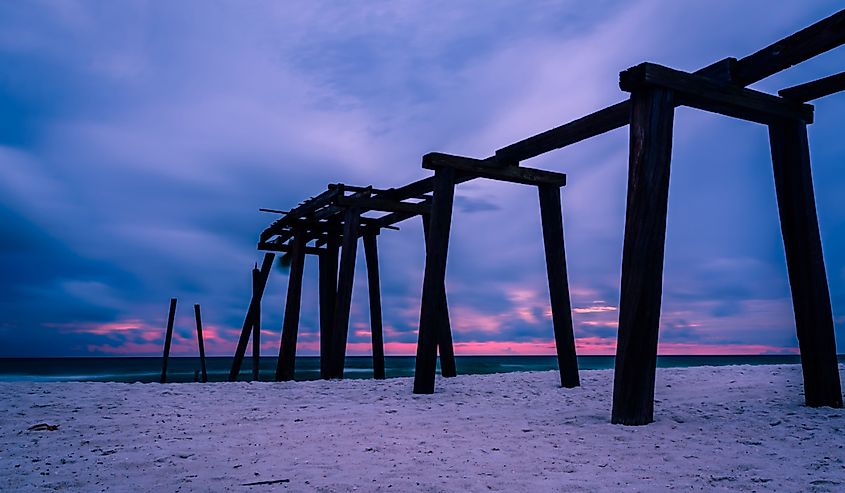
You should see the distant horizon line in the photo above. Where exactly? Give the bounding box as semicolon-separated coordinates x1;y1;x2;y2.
0;353;828;359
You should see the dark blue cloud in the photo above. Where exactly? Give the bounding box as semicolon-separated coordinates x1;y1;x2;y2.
0;1;844;356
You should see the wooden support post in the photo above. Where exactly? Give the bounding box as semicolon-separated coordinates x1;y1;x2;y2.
414;167;457;394
276;230;307;382
229;253;274;381
363;233;386;379
421;214;457;378
538;184;580;388
612;88;676;425
194;304;208;383
160;298;177;384
319;229;340;379
768;118;843;408
251;266;261;381
329;207;361;378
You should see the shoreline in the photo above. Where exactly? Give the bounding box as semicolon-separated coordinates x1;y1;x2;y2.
0;354;827;384
1;364;843;491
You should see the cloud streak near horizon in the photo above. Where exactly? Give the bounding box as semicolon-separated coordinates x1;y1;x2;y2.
1;1;844;357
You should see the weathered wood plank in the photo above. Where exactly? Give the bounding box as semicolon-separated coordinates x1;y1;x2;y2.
538;185;579;388
768;118;843;408
423;152;567;186
337;196;431;215
779;71;845;102
260;188;340;242
258;241;326;255
495;102;631;166
363;233;386;380
275;230;307;382
160;298;177;384
612;88;676;426
329;206;361;379
493;58;735;166
229;252;275;381
319;227;340;380
194;304;208;383
414;167;457;394
733;9;845;86
620;62;814;124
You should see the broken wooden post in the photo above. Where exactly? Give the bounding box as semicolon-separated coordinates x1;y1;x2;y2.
194;303;208;383
768;118;843;408
538;184;580;388
276;230;307;382
363;232;386;379
251;265;261;381
414;166;456;394
612;87;676;425
421;213;457;378
329;206;362;378
319;226;340;379
160;297;177;384
230;252;275;381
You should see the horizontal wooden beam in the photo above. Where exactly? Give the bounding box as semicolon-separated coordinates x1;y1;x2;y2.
259;188;340;243
329;183;384;194
423;153;566;186
732;9;845;86
258;242;326;255
336;196;431;215
620;62;814;124
495;102;629;167
493;58;737;166
779;71;845;102
379;178;435;201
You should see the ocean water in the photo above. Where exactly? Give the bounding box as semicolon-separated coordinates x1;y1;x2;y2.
0;355;834;383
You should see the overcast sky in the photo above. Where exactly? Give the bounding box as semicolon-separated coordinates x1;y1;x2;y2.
1;0;844;357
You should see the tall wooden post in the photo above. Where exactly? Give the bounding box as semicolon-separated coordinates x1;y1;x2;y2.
768;118;843;408
538;184;580;388
276;230;307;382
160;297;177;384
251;265;261;381
194;304;208;383
421;214;457;378
329;207;361;378
414;167;457;394
363;232;386;379
319;227;340;379
612;88;676;425
230;252;275;381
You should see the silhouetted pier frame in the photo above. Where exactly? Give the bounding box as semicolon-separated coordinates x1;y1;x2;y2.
231;9;845;424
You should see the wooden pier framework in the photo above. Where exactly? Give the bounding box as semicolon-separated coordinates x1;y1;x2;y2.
231;10;845;424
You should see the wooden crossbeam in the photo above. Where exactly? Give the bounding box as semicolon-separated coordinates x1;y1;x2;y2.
495;102;630;167
494;9;845;165
732;9;845;86
259;188;373;245
779;71;845;102
423;152;566;186
260;188;340;243
258;241;326;255
620;62;814;124
336;196;431;215
494;59;737;165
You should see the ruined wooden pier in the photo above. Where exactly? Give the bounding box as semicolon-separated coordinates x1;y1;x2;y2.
231;9;845;424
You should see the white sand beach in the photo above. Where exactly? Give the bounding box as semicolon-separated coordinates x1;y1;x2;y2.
1;364;843;492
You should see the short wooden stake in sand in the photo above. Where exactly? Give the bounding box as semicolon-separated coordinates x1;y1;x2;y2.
160;297;177;384
194;304;208;383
